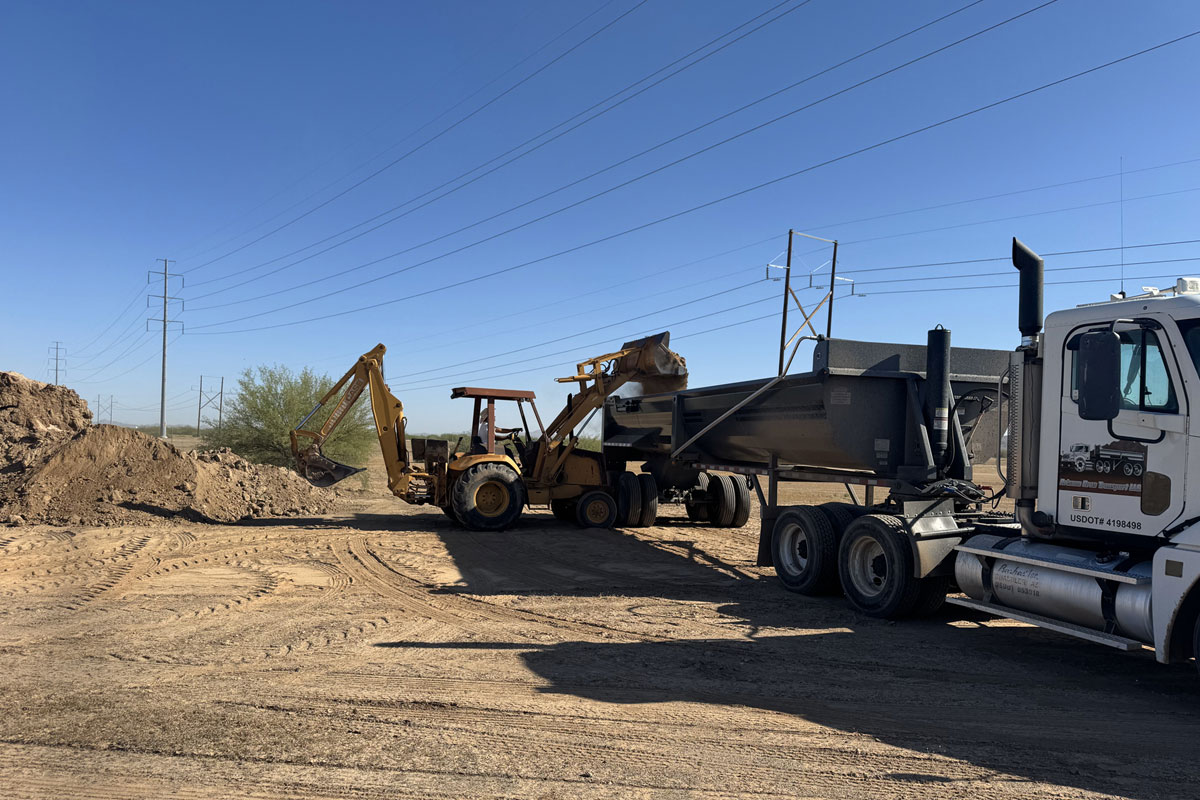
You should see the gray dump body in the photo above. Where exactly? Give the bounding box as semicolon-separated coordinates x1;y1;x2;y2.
604;338;1010;480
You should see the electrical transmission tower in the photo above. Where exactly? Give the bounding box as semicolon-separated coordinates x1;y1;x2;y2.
46;341;66;385
95;395;113;425
195;376;224;435
147;259;184;438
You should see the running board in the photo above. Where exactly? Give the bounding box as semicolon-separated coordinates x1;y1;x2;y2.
946;597;1145;651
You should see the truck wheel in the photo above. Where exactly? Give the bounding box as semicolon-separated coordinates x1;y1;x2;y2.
729;476;752;528
707;474;737;527
838;514;921;619
1134;463;1144;476
636;473;658;527
1074;457;1088;472
616;472;642;528
1122;462;1135;477
577;490;617;528
772;507;839;595
911;575;950;617
817;502;859;538
451;462;525;531
685;473;710;522
551;498;577;523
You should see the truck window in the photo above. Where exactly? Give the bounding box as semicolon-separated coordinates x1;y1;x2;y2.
1176;318;1200;380
1068;328;1178;413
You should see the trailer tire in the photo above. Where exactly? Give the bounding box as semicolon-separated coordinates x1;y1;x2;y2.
838;514;921;619
551;498;577;523
707;474;737;527
911;575;951;617
817;502;859;538
685;473;710;522
1122;462;1135;476
729;477;752;528
636;473;658;527
772;507;839;595
616;472;642;528
577;490;617;529
451;462;525;531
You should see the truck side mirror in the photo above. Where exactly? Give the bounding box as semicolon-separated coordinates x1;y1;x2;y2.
1077;330;1121;420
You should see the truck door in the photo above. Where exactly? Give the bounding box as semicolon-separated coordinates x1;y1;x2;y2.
1057;322;1188;536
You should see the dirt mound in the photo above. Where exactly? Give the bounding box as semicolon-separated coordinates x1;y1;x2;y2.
0;372;92;471
0;372;335;526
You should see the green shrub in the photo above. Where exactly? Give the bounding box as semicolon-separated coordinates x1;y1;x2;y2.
200;364;374;467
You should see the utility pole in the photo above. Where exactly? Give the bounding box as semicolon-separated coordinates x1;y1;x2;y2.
147;259;183;438
47;341;66;385
196;375;225;436
95;395;114;425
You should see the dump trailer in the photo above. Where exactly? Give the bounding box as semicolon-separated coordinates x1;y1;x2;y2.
608;238;1200;672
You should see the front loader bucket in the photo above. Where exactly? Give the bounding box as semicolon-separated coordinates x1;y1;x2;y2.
619;331;688;393
295;444;365;488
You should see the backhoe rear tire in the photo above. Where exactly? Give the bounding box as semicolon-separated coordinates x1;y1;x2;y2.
616;472;642;528
636;473;658;527
451;462;525;531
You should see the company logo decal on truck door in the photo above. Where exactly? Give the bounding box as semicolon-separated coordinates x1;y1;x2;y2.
1058;440;1146;497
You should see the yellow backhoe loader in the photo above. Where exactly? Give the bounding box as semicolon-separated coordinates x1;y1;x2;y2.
289;333;687;531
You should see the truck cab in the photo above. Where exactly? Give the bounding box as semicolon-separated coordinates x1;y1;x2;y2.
1038;284;1200;543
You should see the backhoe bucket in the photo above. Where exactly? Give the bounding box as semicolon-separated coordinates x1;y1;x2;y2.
619;332;688;394
295;444;365;488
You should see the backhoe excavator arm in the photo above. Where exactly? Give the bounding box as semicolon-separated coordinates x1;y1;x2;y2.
290;343;412;495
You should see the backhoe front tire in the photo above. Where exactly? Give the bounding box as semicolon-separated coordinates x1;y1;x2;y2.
577;491;617;529
451;462;524;531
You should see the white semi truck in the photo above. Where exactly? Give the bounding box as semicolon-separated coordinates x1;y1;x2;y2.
605;239;1200;671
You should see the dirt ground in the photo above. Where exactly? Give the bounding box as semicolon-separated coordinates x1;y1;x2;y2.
1;453;1198;800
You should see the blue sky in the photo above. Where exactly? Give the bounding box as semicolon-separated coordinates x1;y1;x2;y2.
2;0;1198;432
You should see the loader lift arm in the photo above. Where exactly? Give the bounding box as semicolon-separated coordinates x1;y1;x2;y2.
527;332;686;488
289;343;413;496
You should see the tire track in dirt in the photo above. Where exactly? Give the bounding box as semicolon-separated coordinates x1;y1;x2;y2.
338;535;663;643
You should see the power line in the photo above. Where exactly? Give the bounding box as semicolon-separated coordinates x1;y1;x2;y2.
190;0;1027;311
72;334;184;386
852;255;1200;288
864;270;1200;297
185;0;824;296
181;0;649;274
189;27;1200;335
72;283;147;357
171;1;556;262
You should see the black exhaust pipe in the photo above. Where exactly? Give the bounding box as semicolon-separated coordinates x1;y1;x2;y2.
1012;237;1044;341
926;326;952;470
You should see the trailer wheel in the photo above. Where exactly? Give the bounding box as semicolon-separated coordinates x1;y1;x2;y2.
838;514;921;619
1134;463;1144;476
577;490;617;528
685;473;709;522
616;472;642;528
551;498;577;523
451;462;525;531
817;502;860;538
911;575;951;617
707;474;737;527
1122;461;1135;477
772;507;839;595
636;473;658;527
729;477;752;528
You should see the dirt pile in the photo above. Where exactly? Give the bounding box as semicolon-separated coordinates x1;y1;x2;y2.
0;372;335;526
